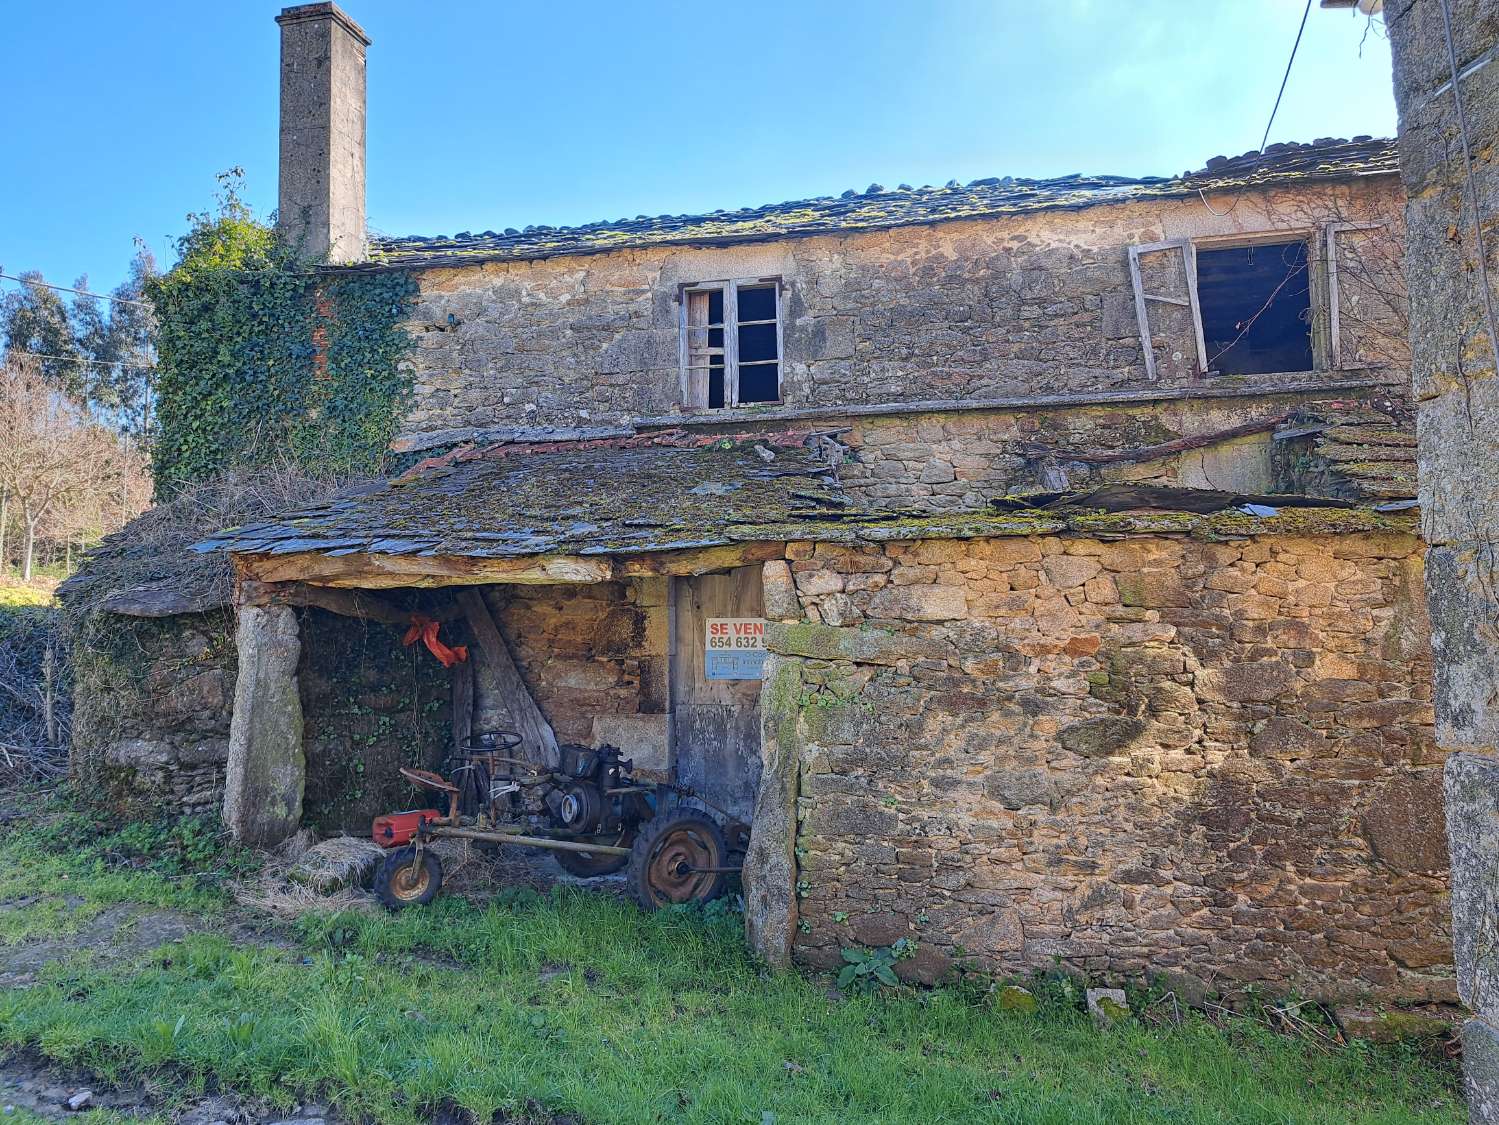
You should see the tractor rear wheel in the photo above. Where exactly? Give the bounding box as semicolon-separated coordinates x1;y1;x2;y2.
627;809;728;910
374;845;443;909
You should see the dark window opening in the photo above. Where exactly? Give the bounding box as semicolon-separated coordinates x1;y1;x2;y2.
707;289;725;408
1196;240;1313;376
682;280;781;408
735;284;779;404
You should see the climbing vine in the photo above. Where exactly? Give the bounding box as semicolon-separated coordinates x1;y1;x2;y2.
147;175;416;495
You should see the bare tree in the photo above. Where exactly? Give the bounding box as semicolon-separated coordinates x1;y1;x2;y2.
0;356;147;580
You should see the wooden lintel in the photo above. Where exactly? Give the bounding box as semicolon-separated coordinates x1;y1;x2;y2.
613;541;784;577
235;541;786;589
238;550;615;588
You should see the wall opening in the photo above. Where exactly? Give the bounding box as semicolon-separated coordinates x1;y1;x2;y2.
1197;239;1313;375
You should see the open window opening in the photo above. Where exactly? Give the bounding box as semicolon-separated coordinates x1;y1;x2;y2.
681;279;782;408
1196;240;1313;376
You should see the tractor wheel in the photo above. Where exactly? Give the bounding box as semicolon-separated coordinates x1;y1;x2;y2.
374;845;443;909
627;809;728;910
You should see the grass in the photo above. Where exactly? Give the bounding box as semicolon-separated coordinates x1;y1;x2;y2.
0;789;1466;1125
0;578;54;607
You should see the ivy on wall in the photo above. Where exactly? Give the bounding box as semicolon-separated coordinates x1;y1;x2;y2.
147;183;416;495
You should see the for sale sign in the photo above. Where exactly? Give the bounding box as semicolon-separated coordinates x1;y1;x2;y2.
705;618;767;680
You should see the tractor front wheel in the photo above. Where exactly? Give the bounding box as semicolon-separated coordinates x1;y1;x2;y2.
374;845;443;909
627;809;728;910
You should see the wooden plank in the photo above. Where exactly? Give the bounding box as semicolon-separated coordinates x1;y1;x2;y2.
1324;221;1384;370
1127;245;1157;381
685;289;711;409
240;551;616;587
613;542;785;577
1182;240;1208;371
100;581;226;618
237;543;787;589
671;565;764;822
725;280;741;407
455;588;559;767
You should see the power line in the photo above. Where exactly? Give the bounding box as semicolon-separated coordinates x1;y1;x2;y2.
1198;0;1314;218
0;271;151;309
4;348;156;371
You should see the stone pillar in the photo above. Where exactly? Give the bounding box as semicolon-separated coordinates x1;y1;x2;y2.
224;605;305;846
275;3;369;264
743;654;803;968
1386;0;1499;1116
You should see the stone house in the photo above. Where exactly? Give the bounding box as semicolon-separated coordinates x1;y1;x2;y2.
68;1;1445;1005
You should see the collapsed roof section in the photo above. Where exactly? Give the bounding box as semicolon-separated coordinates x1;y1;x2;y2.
1273;398;1418;504
360;138;1397;270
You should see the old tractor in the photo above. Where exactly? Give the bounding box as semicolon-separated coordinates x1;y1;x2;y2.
371;730;745;911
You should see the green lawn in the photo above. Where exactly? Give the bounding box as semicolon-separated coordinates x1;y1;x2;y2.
0;790;1465;1125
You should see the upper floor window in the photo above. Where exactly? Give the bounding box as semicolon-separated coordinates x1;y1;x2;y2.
680;279;781;409
1197;239;1313;376
1128;234;1318;379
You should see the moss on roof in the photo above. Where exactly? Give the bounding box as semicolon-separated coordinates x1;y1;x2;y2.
196;436;1417;569
357;138;1397;270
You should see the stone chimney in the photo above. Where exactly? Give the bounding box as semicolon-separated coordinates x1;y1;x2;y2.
275;3;369;263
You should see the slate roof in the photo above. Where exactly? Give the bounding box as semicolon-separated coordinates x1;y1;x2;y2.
196;432;853;562
362;137;1397;270
196;428;1420;573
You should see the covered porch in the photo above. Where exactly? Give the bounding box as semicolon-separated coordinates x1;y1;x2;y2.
197;431;848;882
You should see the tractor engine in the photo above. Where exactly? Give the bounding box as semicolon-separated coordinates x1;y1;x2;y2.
543;744;634;836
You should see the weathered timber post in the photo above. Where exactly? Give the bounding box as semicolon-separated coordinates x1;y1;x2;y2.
224;604;306;846
1385;0;1499;1116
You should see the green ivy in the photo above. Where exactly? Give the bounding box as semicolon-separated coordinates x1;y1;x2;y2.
147;183;416;495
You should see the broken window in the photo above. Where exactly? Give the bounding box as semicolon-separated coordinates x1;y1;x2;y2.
681;279;781;409
1195;240;1314;375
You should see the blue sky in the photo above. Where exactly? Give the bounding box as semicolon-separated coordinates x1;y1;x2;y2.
1;1;1396;297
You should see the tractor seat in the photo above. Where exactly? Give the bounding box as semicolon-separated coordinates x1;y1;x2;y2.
399;767;460;795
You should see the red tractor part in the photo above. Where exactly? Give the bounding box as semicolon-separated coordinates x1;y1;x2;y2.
372;808;442;848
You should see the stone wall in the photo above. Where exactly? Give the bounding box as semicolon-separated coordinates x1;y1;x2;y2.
398;179;1406;443
838;394;1321;508
755;523;1448;1003
70;610;237;815
489;579;670;768
1387;0;1499;1112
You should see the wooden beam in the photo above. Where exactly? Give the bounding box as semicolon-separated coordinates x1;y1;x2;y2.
239;550;615;588
234;542;788;589
613;542;785;577
1019;413;1292;466
455;588;559;767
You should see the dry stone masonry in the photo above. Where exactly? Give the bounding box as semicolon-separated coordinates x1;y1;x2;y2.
395;179;1406;446
751;523;1447;1002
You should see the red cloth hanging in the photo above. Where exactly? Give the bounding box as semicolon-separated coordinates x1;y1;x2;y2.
402;614;469;667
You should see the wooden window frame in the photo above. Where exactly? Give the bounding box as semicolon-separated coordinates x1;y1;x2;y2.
1324;221;1385;370
1128;239;1207;381
677;277;784;409
1130;230;1326;378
